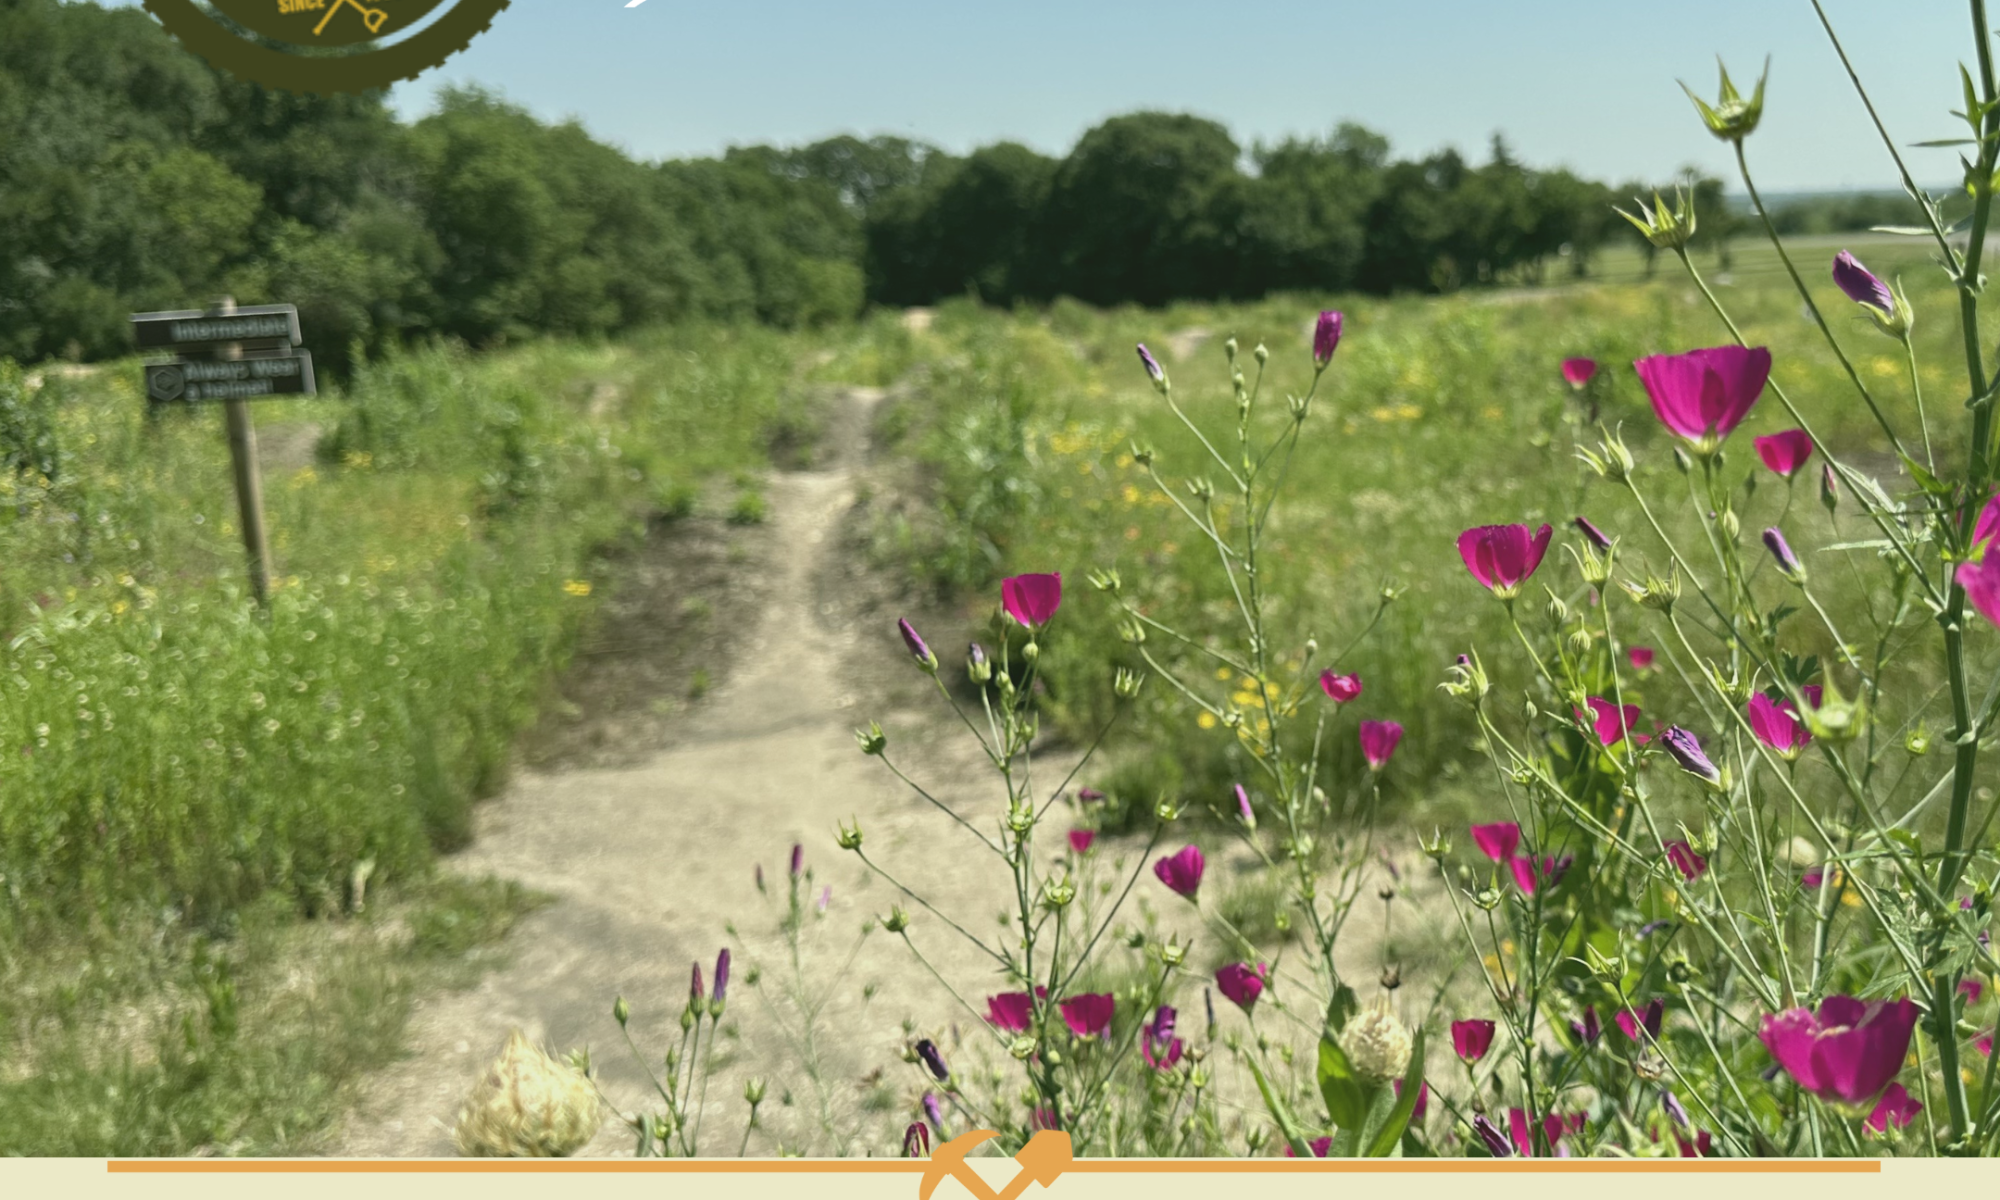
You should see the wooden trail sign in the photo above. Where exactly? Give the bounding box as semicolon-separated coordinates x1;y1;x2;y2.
131;298;320;607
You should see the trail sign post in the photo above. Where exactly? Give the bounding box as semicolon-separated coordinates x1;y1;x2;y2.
131;298;317;607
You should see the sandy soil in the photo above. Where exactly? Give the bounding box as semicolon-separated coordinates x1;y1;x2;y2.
329;387;1061;1157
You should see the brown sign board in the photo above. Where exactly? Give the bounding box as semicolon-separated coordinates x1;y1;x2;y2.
145;352;316;404
130;304;302;351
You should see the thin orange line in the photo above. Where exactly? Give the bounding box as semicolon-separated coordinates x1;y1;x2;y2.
106;1158;1881;1174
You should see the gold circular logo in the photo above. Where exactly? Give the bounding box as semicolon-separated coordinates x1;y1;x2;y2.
143;0;511;93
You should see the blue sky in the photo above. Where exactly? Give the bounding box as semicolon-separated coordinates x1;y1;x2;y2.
116;0;1977;190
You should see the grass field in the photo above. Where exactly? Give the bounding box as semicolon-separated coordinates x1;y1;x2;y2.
1;230;1991;1155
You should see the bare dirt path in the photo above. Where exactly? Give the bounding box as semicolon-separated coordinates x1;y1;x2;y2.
331;387;1031;1157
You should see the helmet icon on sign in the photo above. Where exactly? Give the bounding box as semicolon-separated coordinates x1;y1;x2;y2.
145;364;186;404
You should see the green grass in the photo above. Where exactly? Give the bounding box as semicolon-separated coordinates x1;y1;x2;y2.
0;874;542;1156
0;321;865;1154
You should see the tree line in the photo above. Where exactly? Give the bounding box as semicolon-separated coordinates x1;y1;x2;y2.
0;0;1929;369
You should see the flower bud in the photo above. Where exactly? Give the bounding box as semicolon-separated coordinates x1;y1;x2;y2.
1040;875;1076;909
744;1077;766;1106
884;905;911;933
1763;526;1807;584
1136;343;1169;394
1155;796;1182;822
1820;464;1840;515
1118;617;1146;645
1565;627;1594;657
837;818;865;851
1673;446;1694;475
1224;336;1239;362
1614;187;1698;251
854;721;887;756
1544;587;1570;625
1906;724;1931;756
1253;343;1270;365
1022;641;1040;665
1718;508;1740;541
898;618;939;673
967;643;991;683
1420;829;1452;861
1114;667;1142;699
613;996;629;1027
1682;57;1768;143
1087;568;1122;594
1009;1036;1037;1061
1186;476;1214;502
1832;251;1914;339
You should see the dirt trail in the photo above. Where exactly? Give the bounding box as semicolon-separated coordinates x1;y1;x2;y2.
332;386;1027;1157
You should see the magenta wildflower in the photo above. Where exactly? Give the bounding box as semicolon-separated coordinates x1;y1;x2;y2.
924;1092;946;1137
1001;572;1062;627
712;948;731;1005
1359;720;1403;770
1616;998;1665;1042
1660;727;1722;785
1572;1005;1602;1046
1832;251;1895;317
986;992;1033;1033
1059;992;1114;1038
1215;962;1268;1014
1470;822;1522;863
1078;786;1105;803
1977;1031;1993;1057
903;1121;931;1158
898;618;936;669
816;884;831;913
1452;1018;1496;1062
1634;345;1771;451
1509;854;1572;895
1574;515;1614;550
915;1038;950;1082
1067;828;1095;855
1313;311;1343;369
1866;1083;1922;1134
1153;844;1205;899
1747;691;1812;759
1233;783;1254;825
1758;995;1920;1106
1578;697;1647;747
1629;645;1656;670
1395;1078;1429;1120
1142;1006;1183;1069
1960;558;2000;628
1457;523;1554;599
1561;357;1599;389
1676;1130;1714;1158
1664;839;1708;882
1032;1108;1061;1131
1755;429;1815;480
1972;492;2000;559
1962;979;1985;1005
1318;670;1362;702
790;843;803;878
1284;1136;1334;1158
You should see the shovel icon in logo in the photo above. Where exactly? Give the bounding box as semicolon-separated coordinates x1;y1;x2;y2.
918;1130;1071;1200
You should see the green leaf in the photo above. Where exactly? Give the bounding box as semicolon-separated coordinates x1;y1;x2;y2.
1325;984;1358;1035
1884;828;1923;857
1316;1034;1369;1130
1912;139;1980;148
1246;1053;1314;1159
1903;455;1954;497
1869;225;1939;236
1365;1027;1427;1158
